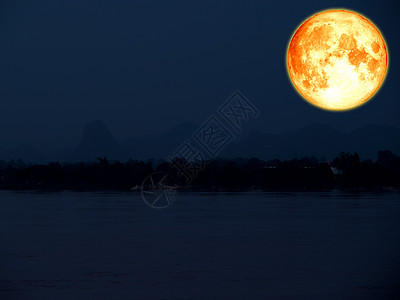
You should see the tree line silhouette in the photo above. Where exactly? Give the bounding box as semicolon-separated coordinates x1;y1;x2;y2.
0;150;399;190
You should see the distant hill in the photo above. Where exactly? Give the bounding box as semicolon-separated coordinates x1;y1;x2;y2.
0;121;399;162
347;124;400;159
222;123;400;160
71;120;128;162
122;121;199;160
0;144;46;163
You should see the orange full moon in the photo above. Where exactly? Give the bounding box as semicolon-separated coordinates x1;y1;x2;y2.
287;9;388;111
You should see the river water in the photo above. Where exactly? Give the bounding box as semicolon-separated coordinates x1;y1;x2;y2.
1;190;399;299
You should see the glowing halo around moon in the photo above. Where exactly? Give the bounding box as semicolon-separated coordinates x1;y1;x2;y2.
287;9;388;111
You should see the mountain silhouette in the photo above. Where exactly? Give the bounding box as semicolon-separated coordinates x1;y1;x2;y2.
222;123;400;160
347;124;400;158
0;144;46;163
72;120;127;162
0;121;399;162
122;121;199;160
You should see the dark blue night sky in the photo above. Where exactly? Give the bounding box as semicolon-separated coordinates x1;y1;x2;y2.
0;0;398;153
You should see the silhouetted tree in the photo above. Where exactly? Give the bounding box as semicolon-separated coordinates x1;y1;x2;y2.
0;152;398;190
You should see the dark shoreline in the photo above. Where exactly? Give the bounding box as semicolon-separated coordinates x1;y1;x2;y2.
1;151;399;192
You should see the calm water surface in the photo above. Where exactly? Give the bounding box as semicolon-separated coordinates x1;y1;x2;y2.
0;190;399;299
